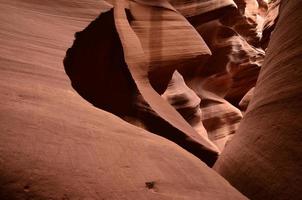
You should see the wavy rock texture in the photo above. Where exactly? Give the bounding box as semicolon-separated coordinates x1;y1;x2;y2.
185;77;243;151
123;0;260;153
194;20;264;104
239;87;255;112
162;71;207;139
171;1;265;149
104;0;266;158
129;0;211;93
180;17;262;151
214;0;302;199
0;0;249;199
65;1;220;166
171;0;237;23
260;0;280;49
2;0;301;199
231;0;268;46
115;0;219;165
200;96;242;151
162;71;243;152
171;0;236;17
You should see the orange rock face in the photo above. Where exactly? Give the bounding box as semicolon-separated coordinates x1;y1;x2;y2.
1;0;301;199
0;1;248;199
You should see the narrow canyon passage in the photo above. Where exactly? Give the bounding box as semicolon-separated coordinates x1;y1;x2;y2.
0;0;301;200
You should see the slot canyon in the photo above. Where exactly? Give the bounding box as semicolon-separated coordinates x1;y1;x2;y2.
0;0;301;199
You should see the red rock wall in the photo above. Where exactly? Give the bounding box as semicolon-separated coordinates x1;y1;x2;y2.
214;1;302;199
1;0;300;199
65;0;267;156
0;0;248;199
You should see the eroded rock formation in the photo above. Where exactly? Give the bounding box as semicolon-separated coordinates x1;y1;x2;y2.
0;1;246;199
260;0;281;49
1;0;301;199
64;0;268;163
214;0;302;199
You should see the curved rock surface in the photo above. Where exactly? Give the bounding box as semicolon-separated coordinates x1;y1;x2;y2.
0;0;249;199
1;0;301;199
162;71;208;139
86;1;267;154
162;71;243;152
115;0;220;164
214;0;302;199
65;0;221;166
230;0;268;46
171;0;237;21
129;0;211;93
260;0;280;49
194;20;264;104
200;95;242;151
239;87;255;112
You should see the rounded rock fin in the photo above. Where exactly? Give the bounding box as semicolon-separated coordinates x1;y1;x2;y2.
113;0;220;166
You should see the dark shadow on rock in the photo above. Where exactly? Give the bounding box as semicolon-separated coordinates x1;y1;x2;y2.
138;110;218;166
64;8;218;167
64;9;137;118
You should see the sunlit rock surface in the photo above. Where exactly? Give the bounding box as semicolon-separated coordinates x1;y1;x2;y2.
171;0;236;18
229;0;268;46
194;20;264;104
129;1;211;94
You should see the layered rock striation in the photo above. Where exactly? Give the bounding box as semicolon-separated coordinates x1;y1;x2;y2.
0;0;247;199
2;0;300;199
214;0;302;199
64;0;271;162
